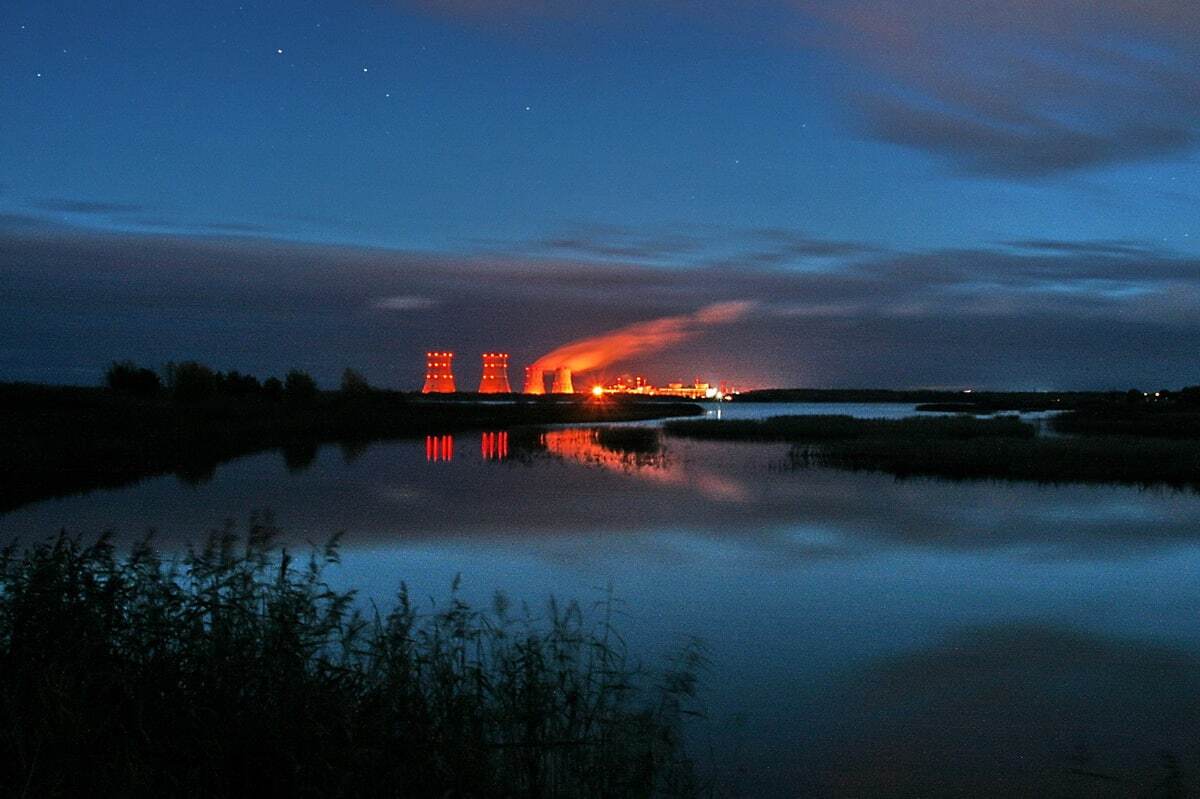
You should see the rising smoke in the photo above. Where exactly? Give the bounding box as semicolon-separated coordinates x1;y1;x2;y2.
524;301;753;391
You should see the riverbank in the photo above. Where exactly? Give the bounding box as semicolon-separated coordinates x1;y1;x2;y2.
0;382;702;512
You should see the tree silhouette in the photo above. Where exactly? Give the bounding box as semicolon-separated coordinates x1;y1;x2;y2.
283;370;318;401
104;361;161;397
163;361;220;401
340;368;371;395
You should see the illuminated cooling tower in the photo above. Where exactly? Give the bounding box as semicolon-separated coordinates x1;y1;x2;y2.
551;367;574;394
478;352;512;393
523;366;545;394
421;351;456;393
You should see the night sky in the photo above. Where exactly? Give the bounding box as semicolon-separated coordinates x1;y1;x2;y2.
3;1;1199;389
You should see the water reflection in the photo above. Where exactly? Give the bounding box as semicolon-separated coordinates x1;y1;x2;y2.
480;431;508;461
539;429;666;471
424;434;454;462
282;441;318;473
804;623;1200;797
5;417;1200;797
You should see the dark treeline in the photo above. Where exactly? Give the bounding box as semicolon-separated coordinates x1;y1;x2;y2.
0;365;703;513
1051;386;1200;438
738;386;1200;414
105;359;368;402
0;523;703;797
735;388;1093;410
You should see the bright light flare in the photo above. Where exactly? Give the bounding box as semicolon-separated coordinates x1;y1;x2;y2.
591;385;604;397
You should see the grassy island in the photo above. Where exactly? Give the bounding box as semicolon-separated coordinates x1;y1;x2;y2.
665;414;1200;490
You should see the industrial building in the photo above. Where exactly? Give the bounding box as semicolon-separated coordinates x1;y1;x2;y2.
421;351;456;393
478;353;512;393
424;351;732;398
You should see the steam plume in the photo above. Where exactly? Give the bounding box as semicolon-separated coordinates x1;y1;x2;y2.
525;301;753;391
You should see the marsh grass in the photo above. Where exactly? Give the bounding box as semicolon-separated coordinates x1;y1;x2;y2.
1052;408;1200;439
594;427;663;455
666;414;1200;489
0;519;704;797
788;435;1200;489
663;414;1036;443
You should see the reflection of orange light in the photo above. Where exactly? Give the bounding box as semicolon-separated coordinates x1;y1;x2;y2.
425;434;454;462
481;431;509;461
591;385;604;397
538;429;747;501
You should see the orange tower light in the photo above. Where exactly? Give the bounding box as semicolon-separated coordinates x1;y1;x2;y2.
421;351;456;393
478;352;512;393
524;365;546;394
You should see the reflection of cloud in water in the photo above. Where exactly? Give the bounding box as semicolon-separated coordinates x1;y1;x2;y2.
4;435;1200;563
376;485;427;504
797;624;1200;798
4;433;1200;797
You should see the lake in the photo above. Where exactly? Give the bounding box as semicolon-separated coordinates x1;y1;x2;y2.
3;402;1199;796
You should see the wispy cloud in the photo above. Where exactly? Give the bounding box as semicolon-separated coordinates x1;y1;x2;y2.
806;0;1200;176
31;198;145;215
202;222;272;234
371;295;438;311
3;225;1200;388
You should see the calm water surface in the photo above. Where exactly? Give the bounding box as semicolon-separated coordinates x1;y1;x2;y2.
3;403;1198;796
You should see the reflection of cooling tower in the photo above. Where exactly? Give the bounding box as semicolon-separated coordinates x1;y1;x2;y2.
551;367;574;394
421;351;456;393
478;352;512;393
523;366;545;394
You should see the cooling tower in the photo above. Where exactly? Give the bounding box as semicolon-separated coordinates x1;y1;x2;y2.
478;352;512;393
551;367;574;394
523;366;545;394
421;351;456;393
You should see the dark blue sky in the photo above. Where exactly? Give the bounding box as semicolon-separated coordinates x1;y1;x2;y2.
3;1;1200;389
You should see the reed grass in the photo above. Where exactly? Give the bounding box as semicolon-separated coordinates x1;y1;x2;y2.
784;435;1200;490
666;414;1200;489
663;414;1036;442
594;426;664;455
0;519;704;797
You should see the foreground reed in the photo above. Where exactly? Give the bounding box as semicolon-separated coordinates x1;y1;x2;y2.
0;520;704;797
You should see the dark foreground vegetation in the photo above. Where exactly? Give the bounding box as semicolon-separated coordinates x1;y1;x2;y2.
666;415;1200;490
0;522;703;797
0;368;702;513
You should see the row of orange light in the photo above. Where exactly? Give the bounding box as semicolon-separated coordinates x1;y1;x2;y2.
425;434;454;462
425;432;515;462
481;431;509;460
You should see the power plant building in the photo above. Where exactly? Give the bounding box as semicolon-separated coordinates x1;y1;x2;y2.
523;366;545;394
421;351;456;393
550;367;574;394
523;365;574;394
422;347;731;398
478;353;512;393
